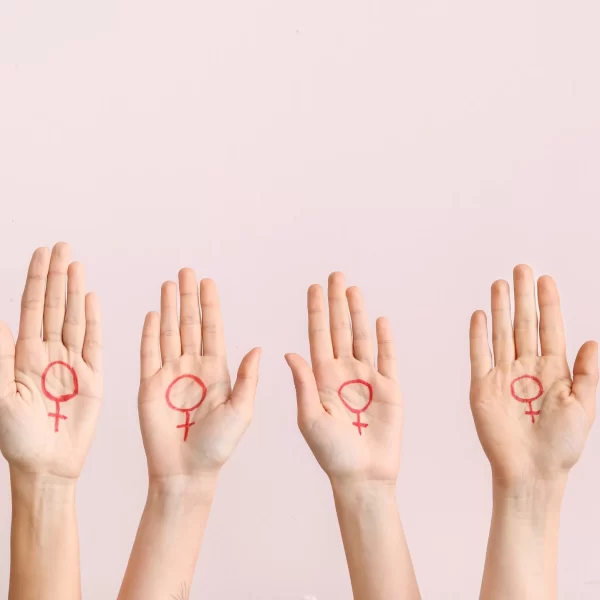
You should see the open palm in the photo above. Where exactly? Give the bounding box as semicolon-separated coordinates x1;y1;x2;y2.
138;269;260;479
469;265;598;486
286;272;402;484
0;244;102;479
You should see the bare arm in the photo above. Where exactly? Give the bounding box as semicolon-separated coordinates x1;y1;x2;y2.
286;273;421;600
480;480;564;599
0;243;103;600
10;473;80;600
118;272;260;600
469;266;598;600
333;480;420;600
118;475;216;599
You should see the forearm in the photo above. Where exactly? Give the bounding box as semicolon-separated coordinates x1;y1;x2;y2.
480;478;566;600
118;473;218;600
332;480;421;600
9;470;80;600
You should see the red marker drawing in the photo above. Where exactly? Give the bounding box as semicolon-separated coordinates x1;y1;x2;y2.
165;374;207;441
41;361;78;432
510;374;543;423
338;379;373;435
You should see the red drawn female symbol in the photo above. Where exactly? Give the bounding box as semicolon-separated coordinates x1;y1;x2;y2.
165;374;207;441
510;374;544;424
41;361;79;433
337;379;373;435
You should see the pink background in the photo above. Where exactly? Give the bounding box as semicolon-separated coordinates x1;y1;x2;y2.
1;1;599;598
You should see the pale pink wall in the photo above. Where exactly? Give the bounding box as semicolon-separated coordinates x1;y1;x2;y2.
1;1;600;598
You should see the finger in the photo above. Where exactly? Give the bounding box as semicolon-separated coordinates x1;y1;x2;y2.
491;280;515;365
513;264;539;358
160;281;181;363
0;322;16;398
307;284;334;365
376;317;398;380
537;276;566;358
230;347;261;412
140;312;161;382
572;341;598;421
328;272;352;358
200;279;226;357
43;242;71;342
346;286;374;364
470;311;492;379
178;269;201;355
82;293;102;372
18;247;50;341
284;353;325;426
63;262;86;353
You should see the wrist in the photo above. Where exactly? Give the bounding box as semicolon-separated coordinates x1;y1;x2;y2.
9;468;79;582
10;469;77;511
331;478;397;504
147;473;219;513
491;476;566;528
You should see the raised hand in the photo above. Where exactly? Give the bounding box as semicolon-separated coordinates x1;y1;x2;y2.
0;243;102;478
286;272;420;600
138;269;260;479
285;272;402;485
118;269;260;600
469;264;598;487
469;265;598;600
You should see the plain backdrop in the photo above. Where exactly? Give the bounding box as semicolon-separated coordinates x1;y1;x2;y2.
1;1;599;599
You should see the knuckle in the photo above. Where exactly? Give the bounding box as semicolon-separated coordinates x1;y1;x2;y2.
180;315;200;326
161;329;178;338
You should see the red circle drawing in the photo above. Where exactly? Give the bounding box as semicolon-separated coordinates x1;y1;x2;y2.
41;361;79;432
165;374;207;441
337;379;373;435
510;374;543;424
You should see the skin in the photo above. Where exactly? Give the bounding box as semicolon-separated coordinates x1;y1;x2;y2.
0;243;103;600
469;265;598;600
118;269;260;600
285;272;421;600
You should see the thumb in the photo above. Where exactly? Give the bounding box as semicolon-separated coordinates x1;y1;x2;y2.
230;347;261;412
284;353;323;425
0;321;16;400
572;340;599;420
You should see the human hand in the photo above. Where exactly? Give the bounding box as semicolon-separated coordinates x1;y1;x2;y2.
138;269;260;483
469;265;598;489
0;243;102;480
285;272;402;486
